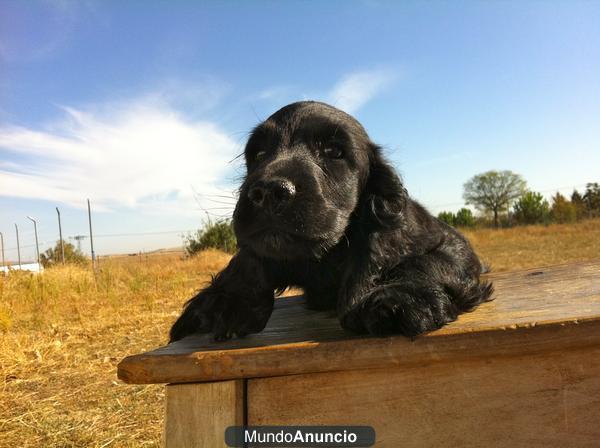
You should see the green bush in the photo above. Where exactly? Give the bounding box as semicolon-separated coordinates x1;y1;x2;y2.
583;183;600;217
437;211;455;226
571;190;587;220
438;209;475;228
550;193;576;223
454;208;475;227
513;191;549;225
185;219;237;255
40;241;88;268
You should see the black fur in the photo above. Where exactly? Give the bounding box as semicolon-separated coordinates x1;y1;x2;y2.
170;101;493;342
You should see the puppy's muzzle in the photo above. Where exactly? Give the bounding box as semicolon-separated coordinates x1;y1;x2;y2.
247;178;296;213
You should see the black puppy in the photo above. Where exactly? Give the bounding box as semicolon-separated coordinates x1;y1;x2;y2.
170;101;492;342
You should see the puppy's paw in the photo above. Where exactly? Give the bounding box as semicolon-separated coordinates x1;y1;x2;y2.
169;290;273;343
343;287;458;338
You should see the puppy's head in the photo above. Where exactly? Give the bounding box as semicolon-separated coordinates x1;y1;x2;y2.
233;101;405;260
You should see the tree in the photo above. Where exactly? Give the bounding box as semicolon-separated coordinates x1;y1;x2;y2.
513;191;549;225
437;211;455;226
454;208;475;227
571;189;587;220
437;208;474;227
583;183;600;217
550;193;576;223
40;241;88;268
185;219;237;256
463;170;527;228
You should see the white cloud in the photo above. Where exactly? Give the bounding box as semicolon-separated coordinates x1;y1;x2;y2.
327;68;397;114
0;98;240;216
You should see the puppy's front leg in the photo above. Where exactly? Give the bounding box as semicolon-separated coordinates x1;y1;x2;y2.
169;249;275;342
339;251;492;338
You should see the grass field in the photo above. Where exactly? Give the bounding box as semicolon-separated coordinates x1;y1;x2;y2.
1;220;600;447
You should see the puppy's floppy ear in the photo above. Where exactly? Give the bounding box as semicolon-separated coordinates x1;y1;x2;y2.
361;144;408;229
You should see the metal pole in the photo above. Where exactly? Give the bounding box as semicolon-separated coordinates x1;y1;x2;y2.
0;231;4;268
87;199;96;268
15;224;21;269
26;216;40;267
56;207;65;264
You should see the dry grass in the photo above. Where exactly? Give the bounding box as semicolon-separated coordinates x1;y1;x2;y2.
0;250;232;447
463;219;600;272
1;220;599;447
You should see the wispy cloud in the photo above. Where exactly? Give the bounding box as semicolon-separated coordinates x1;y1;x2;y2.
255;85;295;103
0;97;240;215
327;68;397;114
247;68;398;121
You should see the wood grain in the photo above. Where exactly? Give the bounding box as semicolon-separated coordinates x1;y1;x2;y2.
118;260;600;384
164;380;244;448
248;348;600;447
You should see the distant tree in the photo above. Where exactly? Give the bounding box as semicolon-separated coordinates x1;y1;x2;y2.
185;219;237;256
454;208;475;227
437;211;455;226
583;183;600;216
571;189;584;203
463;170;527;228
571;189;587;220
513;191;549;225
550;193;576;223
40;241;88;268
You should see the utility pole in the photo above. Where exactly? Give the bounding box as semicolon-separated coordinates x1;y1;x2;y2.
72;235;86;252
56;207;65;264
0;231;5;269
26;216;40;267
15;224;21;269
87;199;96;269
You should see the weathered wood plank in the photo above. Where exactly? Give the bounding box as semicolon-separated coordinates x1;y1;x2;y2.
248;347;600;447
164;380;244;448
118;260;600;384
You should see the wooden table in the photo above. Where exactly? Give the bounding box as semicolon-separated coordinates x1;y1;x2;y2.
118;261;600;447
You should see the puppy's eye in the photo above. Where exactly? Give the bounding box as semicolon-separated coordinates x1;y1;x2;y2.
254;150;267;161
322;146;343;159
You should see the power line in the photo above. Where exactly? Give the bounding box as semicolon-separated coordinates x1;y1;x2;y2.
0;229;196;253
94;229;195;238
426;183;590;209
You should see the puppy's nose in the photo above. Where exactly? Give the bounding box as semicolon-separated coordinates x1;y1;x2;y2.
248;179;296;209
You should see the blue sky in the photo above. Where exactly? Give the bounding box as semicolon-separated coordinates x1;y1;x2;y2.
1;1;599;260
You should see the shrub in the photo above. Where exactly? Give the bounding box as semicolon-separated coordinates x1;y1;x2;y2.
513;191;549;225
40;241;88;268
437;211;455;226
583;183;600;217
454;208;475;227
550;193;576;223
571;190;587;220
185;219;237;255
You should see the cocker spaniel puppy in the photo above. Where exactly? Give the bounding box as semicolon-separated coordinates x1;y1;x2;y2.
170;101;492;342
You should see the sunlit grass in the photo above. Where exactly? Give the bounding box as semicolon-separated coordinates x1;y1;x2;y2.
0;249;231;447
463;219;600;272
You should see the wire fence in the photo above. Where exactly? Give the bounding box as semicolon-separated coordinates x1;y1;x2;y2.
0;227;202;266
0;206;227;267
0;188;240;266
